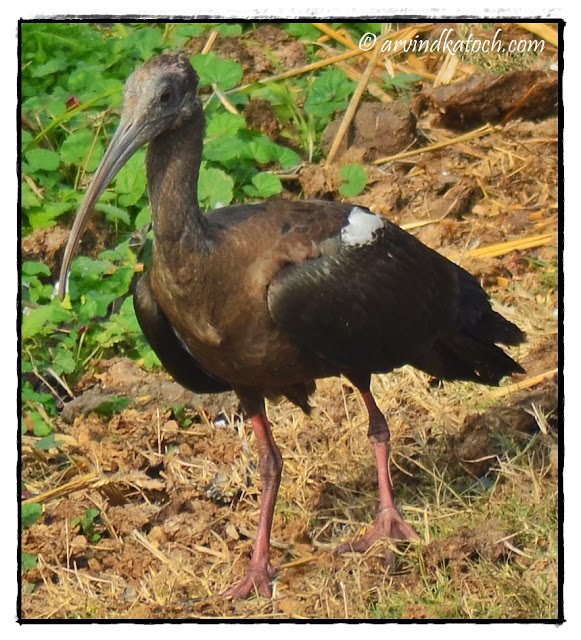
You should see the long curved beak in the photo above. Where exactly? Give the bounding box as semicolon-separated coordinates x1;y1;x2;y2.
58;115;155;300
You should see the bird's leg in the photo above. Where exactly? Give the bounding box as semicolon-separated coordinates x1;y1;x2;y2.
223;408;282;599
336;390;419;554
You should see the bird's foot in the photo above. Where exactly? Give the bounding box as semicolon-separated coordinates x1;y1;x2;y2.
335;506;420;554
222;562;278;600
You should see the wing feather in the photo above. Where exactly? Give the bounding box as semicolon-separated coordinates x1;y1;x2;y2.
268;219;461;374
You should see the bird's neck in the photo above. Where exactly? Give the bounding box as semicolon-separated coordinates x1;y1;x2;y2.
146;111;209;254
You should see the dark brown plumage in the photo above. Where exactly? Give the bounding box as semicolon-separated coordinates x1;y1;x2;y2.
59;53;525;599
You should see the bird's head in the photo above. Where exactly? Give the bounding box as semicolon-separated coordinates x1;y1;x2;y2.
122;52;201;135
58;52;201;299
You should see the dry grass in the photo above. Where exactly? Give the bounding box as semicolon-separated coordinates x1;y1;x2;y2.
20;21;560;620
21;309;558;620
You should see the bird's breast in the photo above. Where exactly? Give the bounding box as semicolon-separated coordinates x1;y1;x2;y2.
149;254;318;388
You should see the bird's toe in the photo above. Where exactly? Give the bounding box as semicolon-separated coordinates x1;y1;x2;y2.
335;506;419;555
222;565;277;600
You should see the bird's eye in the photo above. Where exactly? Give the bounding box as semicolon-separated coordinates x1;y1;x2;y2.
159;88;173;104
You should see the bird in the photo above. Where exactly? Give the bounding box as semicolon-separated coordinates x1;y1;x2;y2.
59;52;525;599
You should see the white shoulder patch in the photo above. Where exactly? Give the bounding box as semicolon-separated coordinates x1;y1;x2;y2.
341;207;385;247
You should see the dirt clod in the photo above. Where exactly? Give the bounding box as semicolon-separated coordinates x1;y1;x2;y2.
322;101;417;161
418;70;558;129
422;521;508;573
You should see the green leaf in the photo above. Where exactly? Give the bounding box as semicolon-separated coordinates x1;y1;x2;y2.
21;181;41;209
242;136;299;169
30;412;53;437
198;165;234;209
191;53;243;91
72;508;102;543
67;253;134;317
135;206;151;229
123;27;164;59
27;202;71;229
72;267;134;320
22;278;55;305
304;69;355;118
22;552;39;572
22;130;33;147
243;172;282;198
22;301;73;340
35;433;65;451
31;58;67;78
339;163;368;198
95;296;143;351
22;503;43;528
271;145;301;169
115;151;147;206
52;348;76;374
21;385;55;408
203;135;247;163
60;129;103;170
71;256;113;279
284;23;321;39
243;136;280;164
96;203;131;226
173;24;207;41
206;112;246;138
381;72;423;92
216;23;243;37
68;67;122;100
45;97;68;119
81;508;101;528
251;83;288;107
24;148;61;172
22;261;51;277
141;346;161;369
93;396;130;419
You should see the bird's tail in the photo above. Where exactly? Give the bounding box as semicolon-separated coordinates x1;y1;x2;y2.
411;268;526;386
412;311;525;386
412;321;525;386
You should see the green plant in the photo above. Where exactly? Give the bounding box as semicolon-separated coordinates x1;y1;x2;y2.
304;68;355;119
381;72;423;94
21;553;39;573
170;404;193;428
72;508;102;544
22;503;43;529
339;163;368;197
253;81;317;161
92;396;131;419
526;256;558;292
191;52;244;91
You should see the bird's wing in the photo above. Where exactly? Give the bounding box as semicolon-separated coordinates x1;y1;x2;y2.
134;273;231;393
267;207;462;375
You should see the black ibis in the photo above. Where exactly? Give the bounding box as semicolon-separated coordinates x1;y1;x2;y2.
59;52;525;599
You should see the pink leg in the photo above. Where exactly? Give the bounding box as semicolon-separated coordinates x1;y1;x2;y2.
336;390;419;554
223;409;282;599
